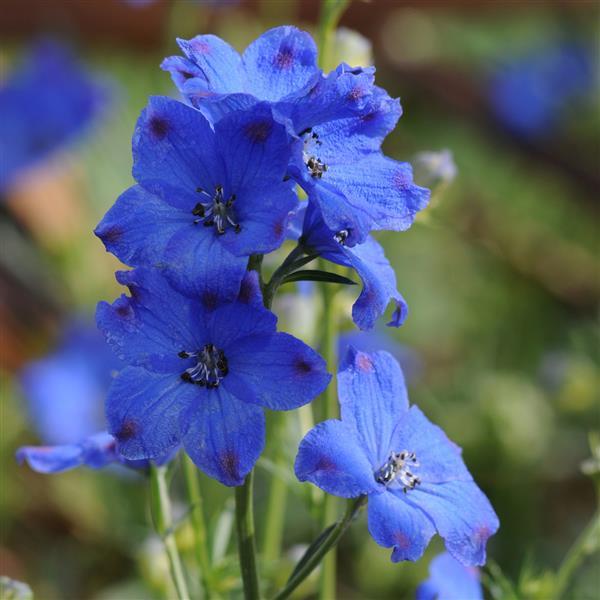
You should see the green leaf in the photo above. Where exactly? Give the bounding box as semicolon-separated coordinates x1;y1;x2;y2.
281;269;357;286
287;524;337;583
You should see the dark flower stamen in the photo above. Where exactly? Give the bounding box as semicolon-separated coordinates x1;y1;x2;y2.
192;185;241;235
179;343;228;388
375;450;421;492
302;129;328;178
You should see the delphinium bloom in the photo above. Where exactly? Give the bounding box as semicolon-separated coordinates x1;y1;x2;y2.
0;40;108;193
162;26;430;245
416;552;483;600
95;97;297;299
295;348;499;565
289;203;407;330
96;269;330;486
19;322;118;445
17;431;173;474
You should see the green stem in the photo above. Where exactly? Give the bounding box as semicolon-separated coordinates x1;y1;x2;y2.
273;496;366;600
552;509;600;600
236;470;261;600
262;412;289;564
318;274;339;600
317;0;350;71
150;465;190;600
183;455;212;598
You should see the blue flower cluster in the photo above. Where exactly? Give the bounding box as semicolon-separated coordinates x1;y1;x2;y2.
25;24;494;573
0;40;108;193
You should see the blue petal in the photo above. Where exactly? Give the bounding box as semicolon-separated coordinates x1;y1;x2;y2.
312;154;430;241
241;26;319;102
106;366;195;459
132;96;225;211
416;552;483;600
294;420;380;498
337;348;409;466
213;105;298;256
390;406;473;484
181;386;265;486
16;443;84;473
95;185;190;268
96;269;209;372
169;34;244;96
224;332;331;410
161;222;248;300
79;432;121;468
367;491;436;562
407;480;499;567
236;270;264;308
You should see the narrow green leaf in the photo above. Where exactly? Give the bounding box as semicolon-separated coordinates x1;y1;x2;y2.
281;269;357;286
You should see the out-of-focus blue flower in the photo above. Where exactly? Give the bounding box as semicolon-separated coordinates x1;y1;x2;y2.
162;27;430;245
338;329;423;384
296;203;407;330
95;97;297;300
96;269;330;487
20;322;119;446
295;348;499;566
17;431;174;474
488;44;594;138
0;40;108;193
416;551;483;600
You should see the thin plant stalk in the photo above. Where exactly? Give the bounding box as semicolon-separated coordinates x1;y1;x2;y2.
318;275;339;600
273;496;366;600
183;455;212;598
236;470;261;599
150;465;190;600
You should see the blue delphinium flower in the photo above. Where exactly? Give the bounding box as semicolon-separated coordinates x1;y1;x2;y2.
20;322;119;446
416;551;483;600
295;348;499;565
0;40;108;193
162;27;430;245
488;43;593;138
96;268;331;486
289;203;408;330
17;431;174;474
95;97;297;299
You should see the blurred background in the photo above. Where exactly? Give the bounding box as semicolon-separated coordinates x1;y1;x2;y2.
1;1;598;598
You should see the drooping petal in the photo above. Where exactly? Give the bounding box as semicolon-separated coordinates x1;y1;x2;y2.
96;269;208;373
295;420;380;498
181;386;265;487
161;222;248;300
367;490;436;562
241;26;319;102
16;443;84;473
390;406;473;484
224;332;331;410
408;480;499;567
337;348;409;466
235;270;264;308
132;96;224;210
416;552;483;600
106;366;195;459
94;185;190;269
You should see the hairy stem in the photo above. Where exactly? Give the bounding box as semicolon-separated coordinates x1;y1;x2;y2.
183;455;212;598
150;465;190;600
273;496;366;600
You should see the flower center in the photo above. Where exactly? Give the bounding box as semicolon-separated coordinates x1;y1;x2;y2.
178;344;228;388
192;185;241;235
375;450;421;492
301;128;328;179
